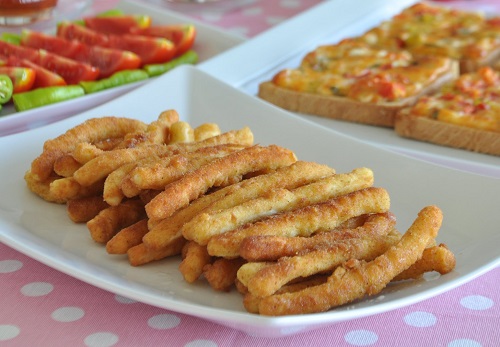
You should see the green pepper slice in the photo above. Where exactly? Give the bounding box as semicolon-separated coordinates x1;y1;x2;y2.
13;85;84;111
143;50;198;77
79;69;149;94
0;74;13;104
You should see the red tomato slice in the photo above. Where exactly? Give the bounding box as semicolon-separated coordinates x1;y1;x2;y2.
1;56;66;88
83;15;151;35
0;66;36;93
21;30;142;78
0;40;99;84
57;22;176;65
131;24;196;57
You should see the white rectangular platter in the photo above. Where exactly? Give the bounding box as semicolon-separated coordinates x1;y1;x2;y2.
0;0;244;136
198;0;500;178
0;66;499;337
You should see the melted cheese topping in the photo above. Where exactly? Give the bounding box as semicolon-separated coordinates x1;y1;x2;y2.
272;40;453;103
358;2;500;60
407;67;500;132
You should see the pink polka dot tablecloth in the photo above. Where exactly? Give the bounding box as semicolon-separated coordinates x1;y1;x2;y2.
1;1;500;346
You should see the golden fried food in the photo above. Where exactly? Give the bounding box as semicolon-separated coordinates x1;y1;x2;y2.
66;196;110;223
87;199;145;243
24;112;456;317
178;241;211;283
145;145;298;221
182;168;374;246
258;206;442;315
143;161;334;252
239;212;396;261
207;187;391;258
240;229;401;298
106;219;149;254
203;258;246;292
394;243;456;281
127;238;186;267
30;117;146;182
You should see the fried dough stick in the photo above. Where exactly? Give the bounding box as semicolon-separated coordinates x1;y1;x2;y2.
87;199;145;243
182;167;374;245
179;241;212;283
240;212;396;261
127;238;186;267
122;144;247;198
67;196;110;223
141;161;334;253
393;243;456;281
73;127;254;187
207;187;391;258
203;257;247;292
106;219;149;254
242;229;401;298
30;117;146;182
145;145;298;221
258;205;443;315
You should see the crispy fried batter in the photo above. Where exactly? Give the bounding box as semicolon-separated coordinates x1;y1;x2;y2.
240;212;396;261
106;219;149;254
182;168;374;245
393;243;456;281
208;187;391;258
178;241;212;283
203;258;246;292
145;145;298;221
53;155;82;177
30;117;146;182
142;161;334;252
67;196;110;223
87;199;145;243
127;238;186;267
258;206;442;315
241;229;401;298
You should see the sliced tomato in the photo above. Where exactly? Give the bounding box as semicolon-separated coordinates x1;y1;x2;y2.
0;40;99;84
21;30;141;78
57;22;175;65
1;55;66;88
0;66;36;93
131;24;196;56
83;15;151;35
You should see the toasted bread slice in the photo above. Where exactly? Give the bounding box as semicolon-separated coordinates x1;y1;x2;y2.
258;61;459;128
394;112;500;156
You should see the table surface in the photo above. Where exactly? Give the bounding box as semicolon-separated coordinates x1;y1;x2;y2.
1;1;499;346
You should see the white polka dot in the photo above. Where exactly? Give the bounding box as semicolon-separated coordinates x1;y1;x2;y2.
84;332;119;347
404;311;437;327
21;282;53;297
114;295;137;304
280;0;300;8
0;325;20;341
147;314;181;330
51;307;85;322
448;338;482;347
460;295;494;311
185;340;218;347
0;260;23;273
345;330;378;346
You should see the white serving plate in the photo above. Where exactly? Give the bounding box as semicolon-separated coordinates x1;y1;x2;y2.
0;66;499;337
0;0;244;137
198;0;500;178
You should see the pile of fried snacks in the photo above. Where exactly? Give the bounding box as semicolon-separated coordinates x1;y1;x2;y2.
25;110;456;316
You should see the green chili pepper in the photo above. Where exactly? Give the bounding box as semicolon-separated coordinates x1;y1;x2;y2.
0;74;13;104
143;50;199;77
79;69;149;94
0;32;21;45
13;85;84;111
